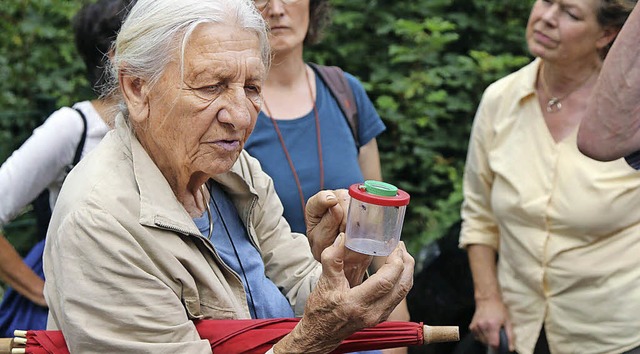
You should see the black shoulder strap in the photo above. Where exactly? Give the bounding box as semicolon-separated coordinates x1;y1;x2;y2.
66;108;88;172
308;62;360;149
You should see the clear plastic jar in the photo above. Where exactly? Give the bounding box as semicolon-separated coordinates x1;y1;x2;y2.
345;180;410;256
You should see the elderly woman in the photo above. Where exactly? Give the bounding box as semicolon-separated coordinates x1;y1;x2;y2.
42;0;413;353
460;0;640;353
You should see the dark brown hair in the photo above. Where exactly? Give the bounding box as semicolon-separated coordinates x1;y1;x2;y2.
304;0;331;45
72;0;137;94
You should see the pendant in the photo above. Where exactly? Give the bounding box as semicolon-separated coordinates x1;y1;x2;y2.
546;97;562;113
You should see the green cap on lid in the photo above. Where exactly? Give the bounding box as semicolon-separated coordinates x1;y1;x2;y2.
363;180;398;197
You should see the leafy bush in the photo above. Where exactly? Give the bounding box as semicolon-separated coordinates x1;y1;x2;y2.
0;0;90;257
0;0;90;157
307;0;533;254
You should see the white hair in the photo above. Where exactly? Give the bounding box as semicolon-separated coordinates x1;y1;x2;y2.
105;0;269;113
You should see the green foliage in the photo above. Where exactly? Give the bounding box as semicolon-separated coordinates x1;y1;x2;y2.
0;0;90;161
0;0;536;260
307;0;534;254
0;0;91;265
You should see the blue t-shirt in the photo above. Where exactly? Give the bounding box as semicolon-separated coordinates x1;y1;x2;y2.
245;69;386;234
193;182;294;319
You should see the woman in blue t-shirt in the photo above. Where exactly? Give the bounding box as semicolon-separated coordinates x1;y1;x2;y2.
244;1;409;353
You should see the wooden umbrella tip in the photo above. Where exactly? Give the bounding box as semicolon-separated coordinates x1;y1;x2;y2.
12;331;26;339
11;338;26;346
423;325;460;344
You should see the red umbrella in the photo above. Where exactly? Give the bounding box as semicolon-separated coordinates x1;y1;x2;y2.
3;319;459;354
5;330;66;354
199;318;459;353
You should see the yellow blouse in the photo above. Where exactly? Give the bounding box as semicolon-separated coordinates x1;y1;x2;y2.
460;58;640;354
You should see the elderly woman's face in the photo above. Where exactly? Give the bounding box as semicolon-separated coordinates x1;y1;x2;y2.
526;0;612;63
136;23;264;179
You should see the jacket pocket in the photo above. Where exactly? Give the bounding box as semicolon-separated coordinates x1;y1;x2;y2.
182;296;237;320
182;297;204;320
199;301;236;319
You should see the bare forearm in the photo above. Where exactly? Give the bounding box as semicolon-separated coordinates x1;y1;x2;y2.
578;5;640;160
467;244;514;350
381;298;410;354
370;255;410;354
358;139;382;181
467;244;501;302
0;234;47;307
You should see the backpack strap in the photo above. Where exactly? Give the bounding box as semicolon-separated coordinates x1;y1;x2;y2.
65;108;88;172
308;63;360;149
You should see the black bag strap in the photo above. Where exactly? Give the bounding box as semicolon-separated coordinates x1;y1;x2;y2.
66;107;88;172
308;62;360;149
33;189;51;241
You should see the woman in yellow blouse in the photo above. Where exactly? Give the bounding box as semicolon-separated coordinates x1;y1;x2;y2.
460;0;639;353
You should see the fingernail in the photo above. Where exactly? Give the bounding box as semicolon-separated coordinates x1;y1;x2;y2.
326;194;336;201
333;234;342;247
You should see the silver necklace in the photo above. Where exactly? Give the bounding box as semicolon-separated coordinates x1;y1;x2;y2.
539;62;596;114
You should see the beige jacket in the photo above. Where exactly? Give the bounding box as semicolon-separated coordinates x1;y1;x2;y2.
43;116;321;353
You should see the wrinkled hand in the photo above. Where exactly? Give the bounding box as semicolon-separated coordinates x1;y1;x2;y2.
274;236;414;354
469;296;514;352
306;190;372;286
306;189;349;259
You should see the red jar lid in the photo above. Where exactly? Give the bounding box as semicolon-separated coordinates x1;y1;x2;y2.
348;181;410;207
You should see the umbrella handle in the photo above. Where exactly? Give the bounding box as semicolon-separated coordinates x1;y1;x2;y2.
423;325;460;344
0;338;13;354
